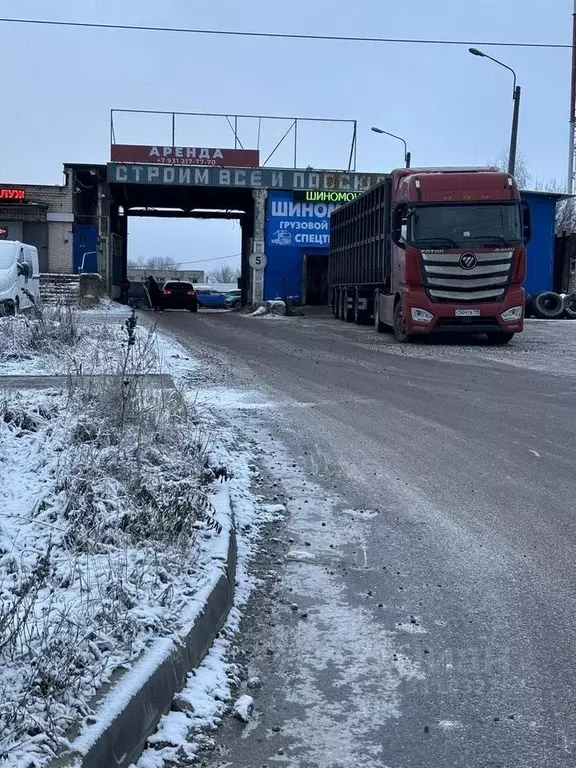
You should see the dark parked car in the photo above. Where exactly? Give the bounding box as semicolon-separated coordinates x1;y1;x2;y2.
161;281;198;312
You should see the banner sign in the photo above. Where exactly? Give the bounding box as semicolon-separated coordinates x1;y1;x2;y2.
0;188;26;202
111;144;260;167
292;190;363;203
267;191;351;249
108;163;387;192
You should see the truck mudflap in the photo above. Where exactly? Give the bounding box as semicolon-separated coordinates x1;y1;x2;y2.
402;287;525;335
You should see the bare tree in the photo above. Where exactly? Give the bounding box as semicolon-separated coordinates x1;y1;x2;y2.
127;256;181;270
529;177;576;235
207;265;241;284
492;149;531;189
493;150;575;234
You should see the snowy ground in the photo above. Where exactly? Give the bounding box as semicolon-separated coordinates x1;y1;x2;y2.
350;318;576;376
129;308;576;768
4;306;574;766
0;306;269;767
129;337;428;768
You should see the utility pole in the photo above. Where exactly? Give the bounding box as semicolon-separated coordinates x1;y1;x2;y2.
509;85;521;177
569;0;576;193
469;48;519;176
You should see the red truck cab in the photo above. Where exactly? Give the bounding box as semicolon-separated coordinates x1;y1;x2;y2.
379;168;531;344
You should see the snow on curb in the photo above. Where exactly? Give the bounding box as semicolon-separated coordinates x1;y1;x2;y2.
50;483;237;768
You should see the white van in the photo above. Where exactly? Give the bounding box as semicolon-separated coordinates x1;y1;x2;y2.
0;240;40;314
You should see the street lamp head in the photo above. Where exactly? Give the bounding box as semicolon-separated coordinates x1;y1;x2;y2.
469;47;486;57
371;126;385;134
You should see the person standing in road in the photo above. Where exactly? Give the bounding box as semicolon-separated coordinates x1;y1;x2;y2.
146;275;162;311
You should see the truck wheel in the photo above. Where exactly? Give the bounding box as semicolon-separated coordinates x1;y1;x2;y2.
393;302;412;343
374;295;385;333
533;291;565;319
486;332;515;345
525;293;534;318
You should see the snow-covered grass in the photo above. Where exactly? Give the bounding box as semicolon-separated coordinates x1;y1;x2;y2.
0;307;230;767
0;304;82;375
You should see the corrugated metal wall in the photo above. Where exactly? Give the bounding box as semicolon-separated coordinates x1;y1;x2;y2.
329;179;391;287
521;192;557;296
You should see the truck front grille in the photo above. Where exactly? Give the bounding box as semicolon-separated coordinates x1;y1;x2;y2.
421;251;514;303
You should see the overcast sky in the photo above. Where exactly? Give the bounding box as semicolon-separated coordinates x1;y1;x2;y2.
0;0;571;274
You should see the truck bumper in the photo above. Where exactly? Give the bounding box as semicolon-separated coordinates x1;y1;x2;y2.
404;287;525;335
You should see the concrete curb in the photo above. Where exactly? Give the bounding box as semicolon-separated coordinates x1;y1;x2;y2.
51;485;237;768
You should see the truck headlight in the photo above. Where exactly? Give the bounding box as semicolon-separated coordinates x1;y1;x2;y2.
410;307;434;323
501;306;523;322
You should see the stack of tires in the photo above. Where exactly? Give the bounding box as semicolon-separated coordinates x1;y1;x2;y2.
525;291;576;320
528;292;565;320
564;293;576;319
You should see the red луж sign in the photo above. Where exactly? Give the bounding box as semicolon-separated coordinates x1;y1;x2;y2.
111;144;260;167
0;188;26;201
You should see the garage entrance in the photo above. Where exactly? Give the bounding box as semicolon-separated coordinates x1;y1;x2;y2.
108;182;254;304
303;253;329;305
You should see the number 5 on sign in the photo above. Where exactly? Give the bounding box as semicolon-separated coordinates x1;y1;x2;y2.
249;252;268;271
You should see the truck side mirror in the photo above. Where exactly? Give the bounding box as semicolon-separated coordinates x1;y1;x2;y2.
392;204;407;249
521;200;532;245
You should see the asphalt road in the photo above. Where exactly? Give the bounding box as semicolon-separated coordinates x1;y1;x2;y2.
158;309;576;768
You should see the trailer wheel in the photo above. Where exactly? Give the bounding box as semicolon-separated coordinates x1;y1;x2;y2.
374;294;385;333
339;290;346;320
533;291;565;319
343;290;352;322
486;332;515;345
353;294;361;324
393;301;413;343
564;293;576;319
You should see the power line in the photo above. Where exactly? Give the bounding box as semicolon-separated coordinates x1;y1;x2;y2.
0;17;570;50
130;254;240;268
177;253;241;267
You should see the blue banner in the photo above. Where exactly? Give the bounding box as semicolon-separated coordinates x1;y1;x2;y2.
267;192;339;249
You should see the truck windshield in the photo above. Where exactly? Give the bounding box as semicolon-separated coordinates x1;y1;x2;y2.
407;203;522;248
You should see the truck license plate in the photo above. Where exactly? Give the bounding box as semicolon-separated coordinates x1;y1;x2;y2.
455;309;481;317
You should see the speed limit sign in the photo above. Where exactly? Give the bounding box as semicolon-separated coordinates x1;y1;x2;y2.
249;252;268;270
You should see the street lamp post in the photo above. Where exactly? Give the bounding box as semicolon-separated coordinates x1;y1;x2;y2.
568;0;576;193
469;48;520;177
371;126;411;168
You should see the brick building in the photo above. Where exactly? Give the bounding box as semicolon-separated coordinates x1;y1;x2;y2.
0;176;74;272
